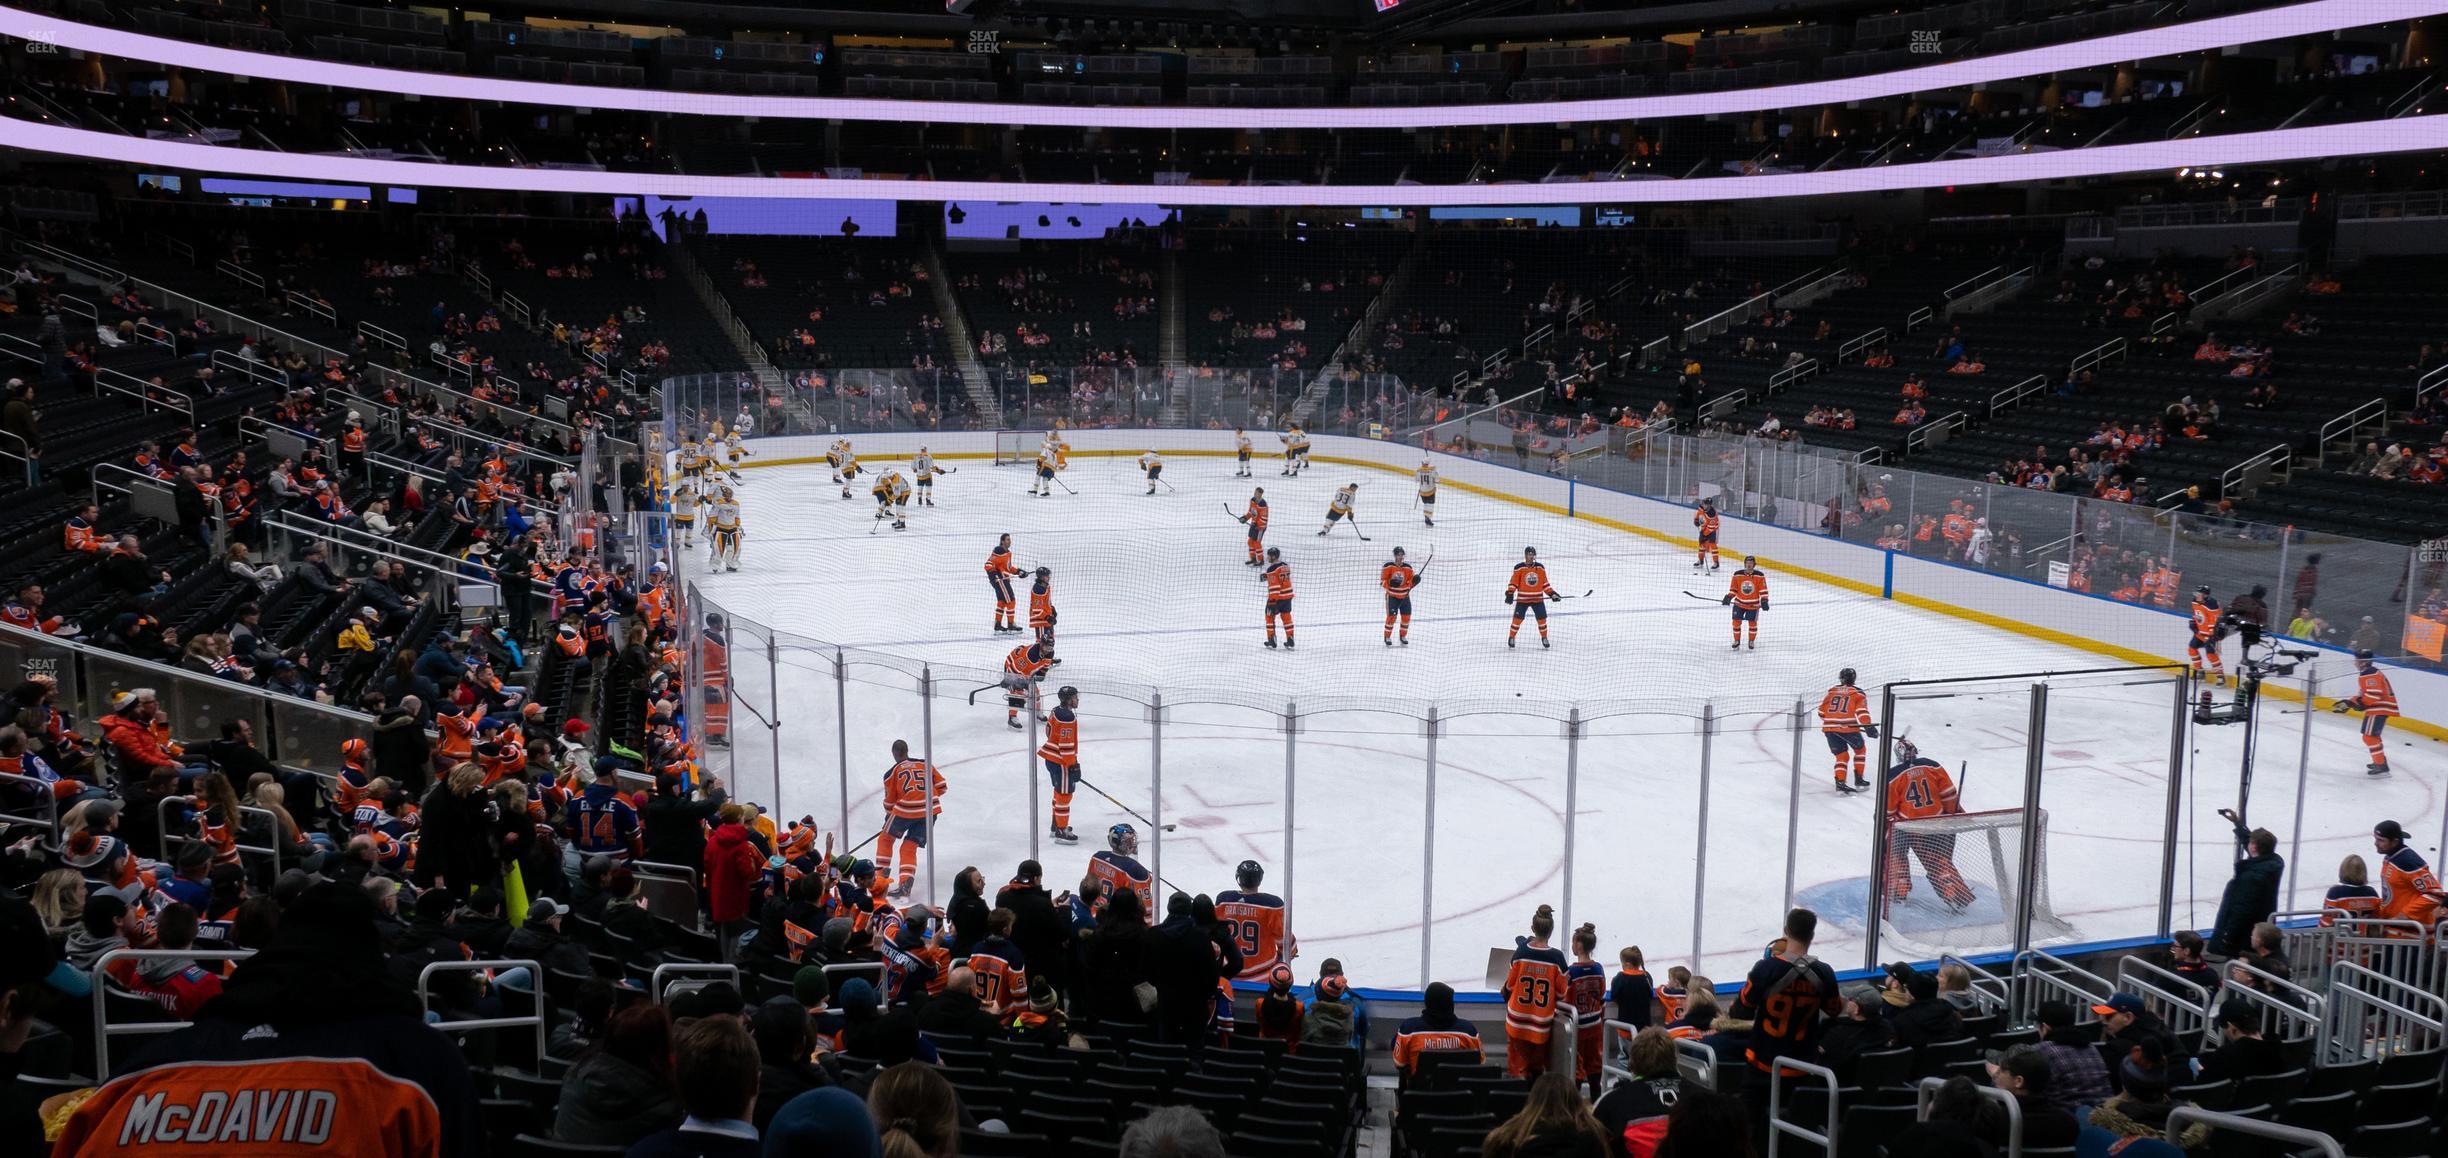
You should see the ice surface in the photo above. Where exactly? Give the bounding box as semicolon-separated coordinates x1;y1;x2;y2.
687;455;2447;988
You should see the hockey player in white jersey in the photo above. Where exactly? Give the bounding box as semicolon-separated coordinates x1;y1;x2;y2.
708;486;744;571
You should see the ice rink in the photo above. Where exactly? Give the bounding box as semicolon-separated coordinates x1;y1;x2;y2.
684;450;2448;988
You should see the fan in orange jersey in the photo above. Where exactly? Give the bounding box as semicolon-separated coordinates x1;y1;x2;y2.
1722;555;1768;649
1692;498;1722;571
1039;684;1083;844
876;738;946;899
1262;547;1296;649
1216;860;1296;981
1500;904;1570;1078
1819;667;1880;794
1238;488;1271;566
1506;546;1552;649
1028;566;1057;646
2186;585;2226;686
1000;639;1054;730
986;534;1025;634
2370;819;2444;931
1883;737;1974;911
1381;547;1424;647
2331;649;2399;776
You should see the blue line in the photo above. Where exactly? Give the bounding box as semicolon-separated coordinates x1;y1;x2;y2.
1883;551;1894;600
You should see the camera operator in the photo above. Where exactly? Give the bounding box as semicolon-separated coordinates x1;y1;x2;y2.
2207;810;2282;959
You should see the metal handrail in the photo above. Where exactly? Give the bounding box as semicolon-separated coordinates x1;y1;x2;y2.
94;367;196;426
284;291;337;325
1698;388;1749;422
650;961;742;1004
52;293;97;327
1838;327;1888;362
210;347;290;391
1904;306;1933;332
2314;397;2389;467
502;292;532;325
1939;953;2011;1015
1943;265;2003;300
358;320;406;354
419;957;548;1063
430;350;476;381
1637;335;1671;368
2416;362;2448;410
2208;962;2324;1048
2321;959;2446;1066
1916;1076;2020;1156
91;462;227;549
132;319;174;350
1766;1055;1839;1157
2164;1108;2343;1158
0;332;40;365
93;946;259;1078
0;767;64;847
1905;410;1969;452
1987;374;2047;417
2117;956;2212;1046
2070;337;2126;376
2009;949;2113;1026
1768;358;1820;394
215;259;263;291
2217;444;2292;500
155;795;285;878
1681;291;1771;347
262;509;551;608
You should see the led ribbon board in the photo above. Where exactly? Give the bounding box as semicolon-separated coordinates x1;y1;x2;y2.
0;0;2431;129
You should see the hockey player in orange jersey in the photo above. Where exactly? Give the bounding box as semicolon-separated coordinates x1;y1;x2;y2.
1262;547;1295;649
1692;498;1722;571
1506;547;1553;649
2331;649;2400;776
876;738;946;899
1722;555;1768;649
2186;585;2226;686
1819;667;1880;794
1381;547;1422;647
1884;737;1975;911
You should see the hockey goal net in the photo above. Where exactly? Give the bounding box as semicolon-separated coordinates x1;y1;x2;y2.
1879;807;2074;955
994;430;1046;466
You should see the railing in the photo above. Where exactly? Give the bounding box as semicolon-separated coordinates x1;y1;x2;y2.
2163;1108;2343;1158
502;292;531;326
1765;1056;1839;1157
1838;327;1888;363
263;510;556;614
0;622;378;768
2183;263;2259;306
2217;444;2292;501
2209;961;2323;1048
634;860;705;930
1940;954;2011;1015
210;347;290;391
1909;408;1968;452
1637;335;1672;369
132;318;174;350
1681;292;1771;348
1916;1077;2020;1156
2332;918;2437;993
1942;265;2004;300
155;795;284;879
650;961;742;1004
284;290;337;325
0;767;64;848
1772;266;1852;309
461;260;493;296
430;350;475;381
1943;265;2033;319
2008;949;2112;1026
214;259;262;290
2070;337;2126;377
51;293;97;327
2313;398;2389;467
93;947;258;1078
95;366;196;427
1698;388;1749;423
2321;959;2446;1066
419;958;548;1063
1987;374;2047;418
92;461;226;550
2339;189;2448;220
358;320;406;354
1904;306;1934;332
2416;362;2448;411
1766;357;1820;395
2116;956;2212;1047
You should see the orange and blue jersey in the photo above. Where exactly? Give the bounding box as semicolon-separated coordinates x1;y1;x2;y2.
1885;758;1959;821
1508;563;1550;603
1393;1015;1483;1077
2190;595;2223;641
1265;561;1295;601
1694;509;1720;540
1215;889;1292;980
882;757;946;820
1089;849;1154;919
2349;669;2399;717
1501;940;1570;1044
2378;846;2441;929
1246;498;1270;532
1818;685;1871;734
1728;570;1768;610
1038;706;1078;767
966;934;1029;1017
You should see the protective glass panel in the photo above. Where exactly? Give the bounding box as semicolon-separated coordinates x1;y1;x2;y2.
1432;710;1567;990
839;653;933;900
770;634;846;838
1870;676;2040;965
1574;709;1709;978
2036;668;2186;951
1297;709;1428;987
1161;699;1292;936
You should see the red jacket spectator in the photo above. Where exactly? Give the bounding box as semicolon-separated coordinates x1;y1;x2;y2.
703;818;762;926
99;710;182;775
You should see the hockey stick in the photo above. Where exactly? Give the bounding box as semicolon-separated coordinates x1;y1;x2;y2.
966;682;1013;706
1076;773;1177;833
1224;503;1250;523
1345;513;1372;542
868;511;890;535
1052;474;1078;495
1157;476;1177;493
1549;589;1595;600
1680;590;1720;601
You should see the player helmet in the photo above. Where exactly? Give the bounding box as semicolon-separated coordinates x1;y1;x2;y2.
1057;685;1078;704
1109;823;1138;855
1035;567;1051;579
1894;736;1919;762
1839;667;1856;686
1237;860;1264;889
1392;546;1406;558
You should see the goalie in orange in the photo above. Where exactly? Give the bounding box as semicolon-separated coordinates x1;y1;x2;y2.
1884;737;1975;911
